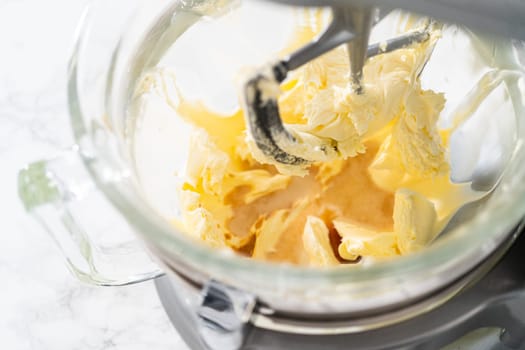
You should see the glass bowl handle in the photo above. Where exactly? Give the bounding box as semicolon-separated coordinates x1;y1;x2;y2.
17;146;165;286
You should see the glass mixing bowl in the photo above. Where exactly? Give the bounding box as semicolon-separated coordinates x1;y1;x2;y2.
18;0;525;325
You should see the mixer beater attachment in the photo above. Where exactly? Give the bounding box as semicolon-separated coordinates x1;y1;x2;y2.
242;6;432;166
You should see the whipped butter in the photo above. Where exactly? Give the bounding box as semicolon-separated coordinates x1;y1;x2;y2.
133;12;478;266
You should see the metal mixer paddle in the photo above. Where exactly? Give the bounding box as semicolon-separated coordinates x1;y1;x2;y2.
242;0;525;167
242;7;432;166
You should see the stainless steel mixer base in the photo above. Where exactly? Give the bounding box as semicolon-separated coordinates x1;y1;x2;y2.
155;223;525;350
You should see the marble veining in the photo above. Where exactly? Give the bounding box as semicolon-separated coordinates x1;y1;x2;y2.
0;0;187;348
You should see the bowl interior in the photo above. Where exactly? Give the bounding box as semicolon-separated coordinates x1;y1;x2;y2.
70;0;525;315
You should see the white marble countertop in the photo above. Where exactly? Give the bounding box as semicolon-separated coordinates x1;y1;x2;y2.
0;0;187;348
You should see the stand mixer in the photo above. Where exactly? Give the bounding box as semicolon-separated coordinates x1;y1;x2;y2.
151;1;525;348
165;1;525;349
